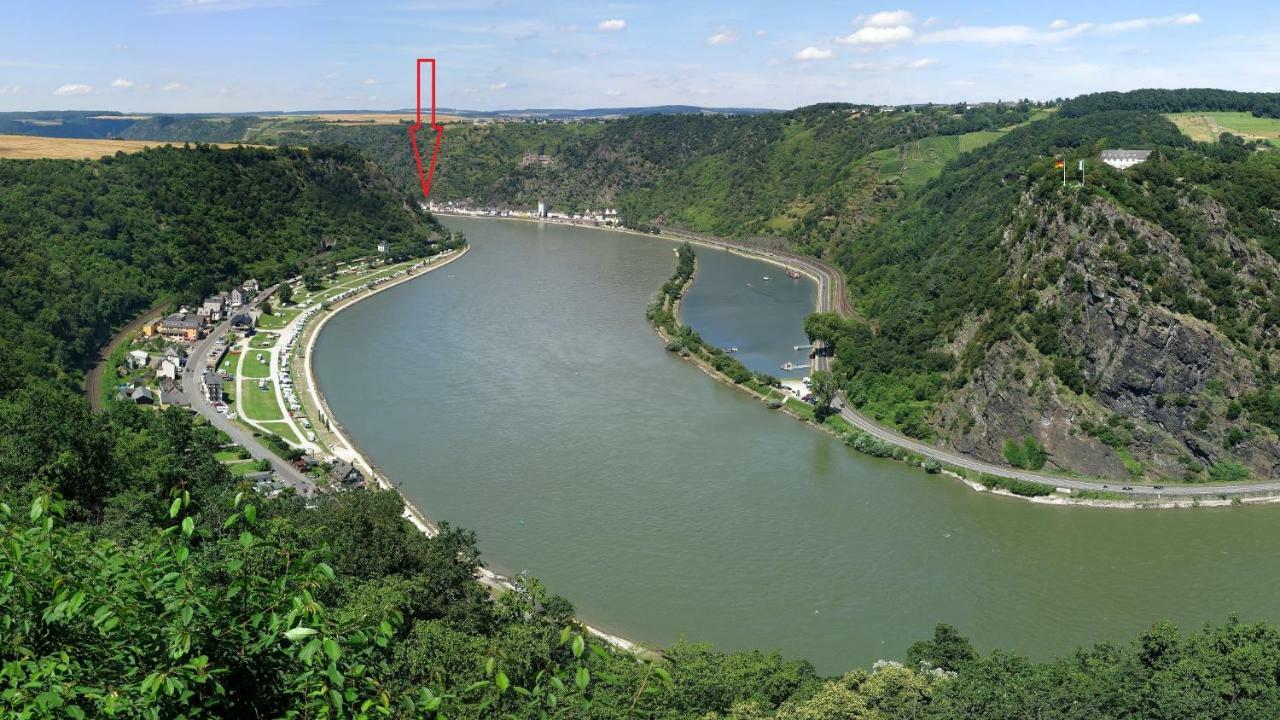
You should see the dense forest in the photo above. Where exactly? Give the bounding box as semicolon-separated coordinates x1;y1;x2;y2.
0;144;439;390
1059;88;1280;118
9;94;1280;715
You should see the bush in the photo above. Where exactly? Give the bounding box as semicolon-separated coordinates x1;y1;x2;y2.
1208;460;1249;482
977;473;1054;497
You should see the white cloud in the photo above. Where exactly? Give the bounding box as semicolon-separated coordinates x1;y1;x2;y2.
53;83;93;96
794;46;834;61
863;10;915;28
837;25;914;44
597;18;625;31
557;24;580;33
908;57;938;70
0;84;21;95
606;88;622;97
161;81;187;91
113;43;130;51
489;81;508;90
922;16;939;28
362;78;378;85
707;29;739;45
920;13;1203;45
754;29;767;37
111;78;134;88
1097;13;1202;32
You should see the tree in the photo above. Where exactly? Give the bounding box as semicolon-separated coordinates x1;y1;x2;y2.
277;283;293;305
302;266;322;292
808;370;839;420
906;623;977;671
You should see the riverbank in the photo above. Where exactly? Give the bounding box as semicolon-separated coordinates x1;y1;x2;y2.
555;214;1280;509
294;243;644;654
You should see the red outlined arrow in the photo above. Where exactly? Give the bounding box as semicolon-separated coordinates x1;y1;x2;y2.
409;58;444;201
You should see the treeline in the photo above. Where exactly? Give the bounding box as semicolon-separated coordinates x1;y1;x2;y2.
0;144;440;393
1060;88;1280;118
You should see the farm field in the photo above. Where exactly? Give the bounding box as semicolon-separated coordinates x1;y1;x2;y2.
0;133;255;159
1167;111;1280;145
868;129;1006;188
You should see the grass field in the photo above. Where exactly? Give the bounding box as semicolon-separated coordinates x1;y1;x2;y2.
258;421;301;444
256;308;299;330
239;379;284;421
249;333;279;349
1167;112;1280;145
226;460;262;477
241;351;271;379
0;134;256;160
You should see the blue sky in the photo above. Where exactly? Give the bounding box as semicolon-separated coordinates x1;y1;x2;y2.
2;0;1278;112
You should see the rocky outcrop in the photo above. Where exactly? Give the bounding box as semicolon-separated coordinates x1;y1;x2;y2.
937;195;1280;481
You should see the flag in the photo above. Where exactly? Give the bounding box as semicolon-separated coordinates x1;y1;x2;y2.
1054;159;1065;169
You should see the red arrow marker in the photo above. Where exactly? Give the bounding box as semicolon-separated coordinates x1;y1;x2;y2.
409;58;444;201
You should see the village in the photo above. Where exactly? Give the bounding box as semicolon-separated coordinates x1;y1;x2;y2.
105;249;443;499
426;198;621;225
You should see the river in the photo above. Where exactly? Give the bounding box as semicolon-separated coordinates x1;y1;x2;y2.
313;216;1280;674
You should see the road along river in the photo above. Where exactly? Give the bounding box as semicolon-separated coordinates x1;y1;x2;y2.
312;217;1280;674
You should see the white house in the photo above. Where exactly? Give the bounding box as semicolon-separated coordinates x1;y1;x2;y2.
1100;149;1152;170
127;350;149;369
157;358;180;381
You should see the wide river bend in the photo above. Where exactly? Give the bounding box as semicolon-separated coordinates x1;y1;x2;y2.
313;217;1280;673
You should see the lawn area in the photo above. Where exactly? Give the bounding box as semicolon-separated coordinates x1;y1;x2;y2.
239;378;284;421
1167;111;1280;145
241;350;271;379
249;333;279;349
823;414;853;434
256;307;300;330
214;449;246;462
258;421;301;444
784;397;816;421
226;460;263;477
216;349;238;374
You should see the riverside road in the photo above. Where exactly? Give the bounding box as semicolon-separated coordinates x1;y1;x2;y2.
185;287;316;496
670;230;1277;500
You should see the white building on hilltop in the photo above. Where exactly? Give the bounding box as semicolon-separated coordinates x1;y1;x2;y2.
1100;149;1152;170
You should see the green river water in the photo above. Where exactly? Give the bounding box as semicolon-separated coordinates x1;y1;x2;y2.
313;216;1280;673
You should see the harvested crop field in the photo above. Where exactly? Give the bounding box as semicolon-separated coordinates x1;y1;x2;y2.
0;134;253;160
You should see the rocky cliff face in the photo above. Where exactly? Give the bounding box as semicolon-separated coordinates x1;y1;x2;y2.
937;194;1280;481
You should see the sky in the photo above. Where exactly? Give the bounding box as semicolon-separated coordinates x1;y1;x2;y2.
2;0;1279;113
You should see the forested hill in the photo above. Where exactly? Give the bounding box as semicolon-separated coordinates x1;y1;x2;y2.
813;105;1280;481
64;102;1037;260
0;143;439;393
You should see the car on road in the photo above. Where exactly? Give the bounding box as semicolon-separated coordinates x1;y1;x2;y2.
1122;486;1133;491
1153;485;1164;490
